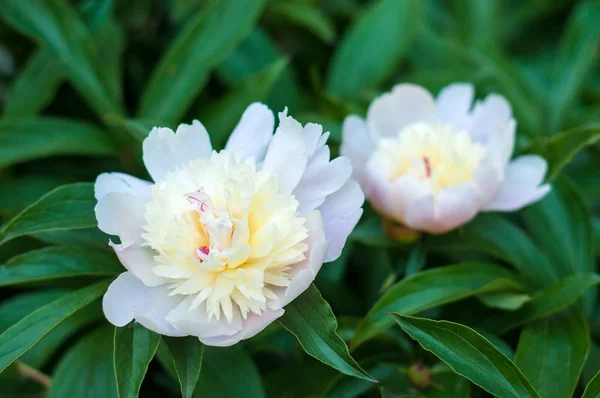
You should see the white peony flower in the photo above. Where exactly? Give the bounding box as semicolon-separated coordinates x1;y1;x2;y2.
96;103;363;346
341;83;550;234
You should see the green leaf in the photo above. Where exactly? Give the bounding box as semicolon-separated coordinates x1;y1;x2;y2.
0;183;96;246
113;324;161;398
326;0;423;98
538;125;600;180
138;0;265;125
0;118;115;168
164;336;205;398
48;326;118;398
0;245;121;286
428;214;557;286
523;177;595;312
546;2;600;132
201;58;288;148
0;176;66;217
268;2;335;43
0;290;101;368
480;273;600;334
217;28;304;112
278;284;374;382
514;310;589;398
0;279;110;372
0;0;123;118
583;370;600;398
478;292;531;311
391;314;540;398
352;263;526;347
196;345;265;398
3;49;63;117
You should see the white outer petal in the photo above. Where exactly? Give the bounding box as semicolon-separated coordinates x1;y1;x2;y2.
261;109;308;194
225;103;274;162
103;272;186;336
165;297;241;339
198;309;285;347
95;192;145;243
469;94;513;144
486;119;516;172
340;115;375;188
109;240;167;287
277;211;328;307
436;83;474;131
485;155;551;212
143;120;212;182
366;84;436;140
318;179;364;261
94;172;151;201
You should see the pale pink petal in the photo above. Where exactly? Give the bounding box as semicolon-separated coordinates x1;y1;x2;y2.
165;297;241;338
485;155;551;212
366;84;436;140
199;309;284;347
469;94;513;144
103;272;185;336
323;208;362;262
433;183;481;233
95;192;145;243
340;115;374;188
261;109;308;194
143;120;212;182
94;172;151;201
109;240;166;287
225;103;274;162
436;83;474;131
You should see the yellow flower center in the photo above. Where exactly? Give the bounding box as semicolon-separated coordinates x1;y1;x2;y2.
142;151;308;323
371;122;486;194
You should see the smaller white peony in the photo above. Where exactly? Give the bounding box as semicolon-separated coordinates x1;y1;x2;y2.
341;83;550;234
96;103;363;346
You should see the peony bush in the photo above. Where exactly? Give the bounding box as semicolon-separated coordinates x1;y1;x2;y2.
0;1;599;398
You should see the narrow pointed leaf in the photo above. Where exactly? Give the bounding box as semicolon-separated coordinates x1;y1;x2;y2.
583;370;600;398
164;336;204;398
515;310;589;398
0;183;96;246
138;0;265;125
114;324;161;398
391;314;540;398
0;245;121;286
279;284;374;382
352;263;526;347
0;279;110;372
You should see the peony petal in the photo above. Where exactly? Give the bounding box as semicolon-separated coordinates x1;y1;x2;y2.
340;115;375;188
485;155;551;212
109;240;166;287
261;109;308;194
486;119;516;171
469;94;513;144
436;83;474;131
165;297;241;339
318;179;365;261
199;309;284;347
293;151;353;215
94;172;151;201
277;211;328;307
95;192;145;243
433;183;480;233
103;272;186;336
366;84;436;140
143;120;212;182
323;208;362;262
225;103;274;162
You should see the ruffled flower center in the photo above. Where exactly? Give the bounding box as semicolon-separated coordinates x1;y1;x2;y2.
371;122;486;194
141;151;308;323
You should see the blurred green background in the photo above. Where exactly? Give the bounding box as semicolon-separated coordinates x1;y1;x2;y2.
0;0;599;397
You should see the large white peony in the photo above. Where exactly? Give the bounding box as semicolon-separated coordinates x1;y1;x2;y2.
341;83;551;234
96;103;364;346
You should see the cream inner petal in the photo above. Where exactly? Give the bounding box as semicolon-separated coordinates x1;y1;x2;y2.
368;122;487;195
141;151;308;323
